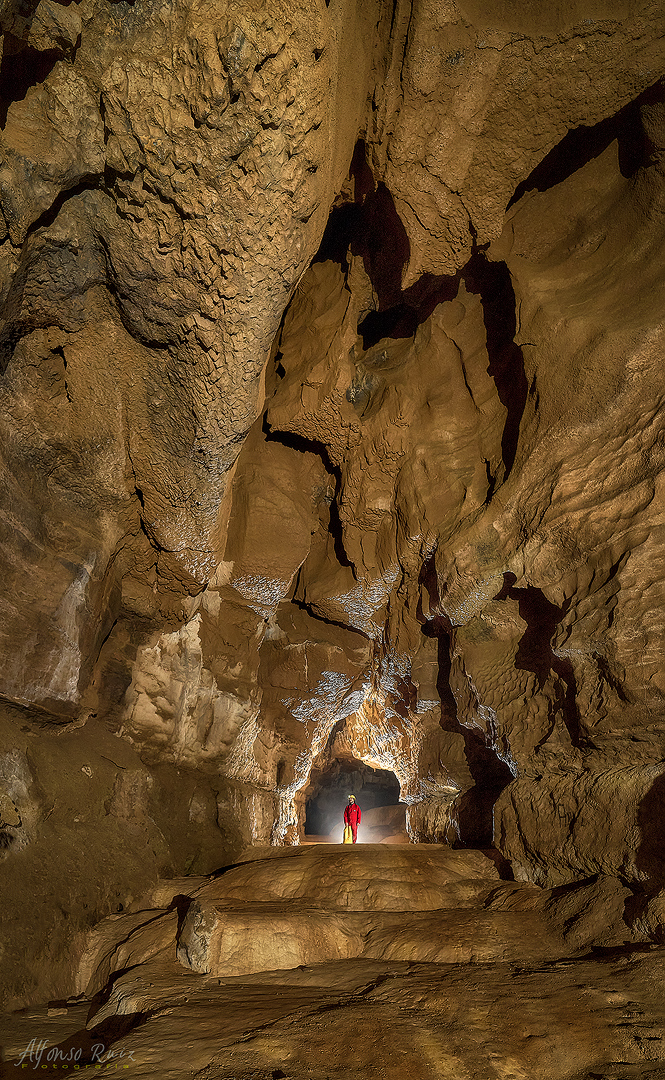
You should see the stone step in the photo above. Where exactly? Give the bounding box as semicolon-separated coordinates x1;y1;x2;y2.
191;843;500;911
176;898;564;976
75;846;638;998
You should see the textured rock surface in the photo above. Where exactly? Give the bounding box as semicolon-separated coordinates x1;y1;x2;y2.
1;0;665;1053
1;845;662;1078
0;704;241;1011
0;0;380;718
71;846;642;993
4;954;665;1079
187;843;499;907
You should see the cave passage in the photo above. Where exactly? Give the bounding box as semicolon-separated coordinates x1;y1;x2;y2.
304;760;400;838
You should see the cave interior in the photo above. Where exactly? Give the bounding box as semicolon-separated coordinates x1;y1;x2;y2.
1;0;665;1075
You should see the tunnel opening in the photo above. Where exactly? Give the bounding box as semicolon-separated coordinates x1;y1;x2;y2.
304;759;401;840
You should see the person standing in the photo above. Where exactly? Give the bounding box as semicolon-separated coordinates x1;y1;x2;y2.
343;794;361;843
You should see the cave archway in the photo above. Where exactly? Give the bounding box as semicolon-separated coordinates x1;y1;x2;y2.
304;759;401;840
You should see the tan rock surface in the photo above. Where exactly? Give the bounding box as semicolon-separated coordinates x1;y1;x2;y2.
2;846;661;1079
1;0;665;1060
76;908;178;998
0;708;237;1011
4;952;665;1079
74;845;642;995
0;0;381;721
188;844;499;909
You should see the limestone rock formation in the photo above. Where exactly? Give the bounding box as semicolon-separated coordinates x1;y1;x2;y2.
1;0;665;1073
1;845;661;1078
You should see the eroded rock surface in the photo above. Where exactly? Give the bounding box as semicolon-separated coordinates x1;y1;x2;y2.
2;845;663;1079
1;0;665;1057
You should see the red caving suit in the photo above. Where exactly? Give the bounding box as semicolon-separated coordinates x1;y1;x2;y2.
343;801;361;843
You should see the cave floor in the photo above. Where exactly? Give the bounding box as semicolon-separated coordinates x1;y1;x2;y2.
3;951;665;1079
3;845;665;1079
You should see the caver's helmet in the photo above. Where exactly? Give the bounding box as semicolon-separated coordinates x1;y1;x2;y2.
347;794;355;801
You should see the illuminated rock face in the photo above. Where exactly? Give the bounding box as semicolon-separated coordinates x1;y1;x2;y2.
72;846;641;997
0;845;651;1078
1;0;665;1012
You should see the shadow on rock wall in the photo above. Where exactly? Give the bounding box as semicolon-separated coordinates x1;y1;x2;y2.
422;613;514;850
494;572;583;748
315;140;529;484
461;256;528;479
635;770;665;892
508;78;665;209
315;139;460;348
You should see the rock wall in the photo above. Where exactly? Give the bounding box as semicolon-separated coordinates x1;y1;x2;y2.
1;0;665;1007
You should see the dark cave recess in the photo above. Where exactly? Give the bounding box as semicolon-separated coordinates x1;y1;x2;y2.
304;760;400;837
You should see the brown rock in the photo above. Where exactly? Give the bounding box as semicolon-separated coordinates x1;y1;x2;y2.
2;3;665;1061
